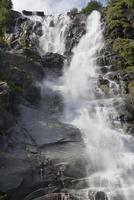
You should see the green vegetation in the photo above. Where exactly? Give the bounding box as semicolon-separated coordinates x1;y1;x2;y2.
19;38;29;49
104;0;134;98
70;8;78;15
81;0;102;15
113;38;134;68
0;0;13;46
103;0;134;71
0;191;7;199
129;81;134;97
104;0;134;32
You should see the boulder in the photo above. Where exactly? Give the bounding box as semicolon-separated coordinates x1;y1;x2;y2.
41;53;65;75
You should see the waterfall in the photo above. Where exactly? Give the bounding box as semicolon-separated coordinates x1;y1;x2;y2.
29;14;70;55
39;14;70;55
59;11;134;200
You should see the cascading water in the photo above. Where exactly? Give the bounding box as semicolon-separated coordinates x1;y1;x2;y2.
39;14;70;54
29;14;70;55
57;11;134;200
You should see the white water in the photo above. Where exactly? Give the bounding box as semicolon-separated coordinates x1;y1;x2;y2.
29;14;70;55
39;14;70;55
57;11;134;200
38;10;134;200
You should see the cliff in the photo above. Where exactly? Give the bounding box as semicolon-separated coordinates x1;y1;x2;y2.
0;1;134;199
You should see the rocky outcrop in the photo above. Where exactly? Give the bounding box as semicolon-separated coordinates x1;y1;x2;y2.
41;53;65;75
65;14;87;55
22;10;45;17
100;1;134;134
0;53;43;134
4;12;42;51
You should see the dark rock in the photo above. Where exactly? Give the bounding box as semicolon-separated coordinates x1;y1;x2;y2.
95;191;108;200
49;20;55;27
0;175;23;192
22;10;33;16
88;190;108;200
42;53;65;75
0;82;10;96
36;11;45;17
5;15;43;51
123;122;134;135
98;76;109;86
114;101;134;122
22;10;45;17
65;14;87;55
100;67;108;74
0;50;44;107
97;56;110;66
33;21;43;37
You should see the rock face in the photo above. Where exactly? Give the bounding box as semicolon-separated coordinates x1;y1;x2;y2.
5;13;42;51
0;11;88;200
0;12;45;134
42;52;65;75
0;3;134;200
65;14;87;55
101;1;134;134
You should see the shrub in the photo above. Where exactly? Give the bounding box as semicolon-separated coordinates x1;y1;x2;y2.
0;0;12;37
70;8;78;15
81;0;102;15
113;38;134;68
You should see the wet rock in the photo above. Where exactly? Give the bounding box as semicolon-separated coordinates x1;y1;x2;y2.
115;101;134;122
95;191;108;200
97;76;110;94
0;175;23;192
65;14;87;55
0;82;10;97
100;67;108;74
33;21;43;37
42;53;65;75
5;15;42;51
123;122;134;135
97;56;110;66
49;20;55;27
0;107;14;135
98;76;109;86
88;190;108;200
0;82;15;134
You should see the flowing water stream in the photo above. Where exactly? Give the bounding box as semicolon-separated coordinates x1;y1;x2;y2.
58;11;134;200
31;11;134;200
30;14;70;55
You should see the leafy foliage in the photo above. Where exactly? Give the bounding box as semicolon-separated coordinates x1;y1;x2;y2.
113;38;134;68
70;8;78;15
104;0;134;32
104;0;134;97
0;0;12;45
81;0;102;15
